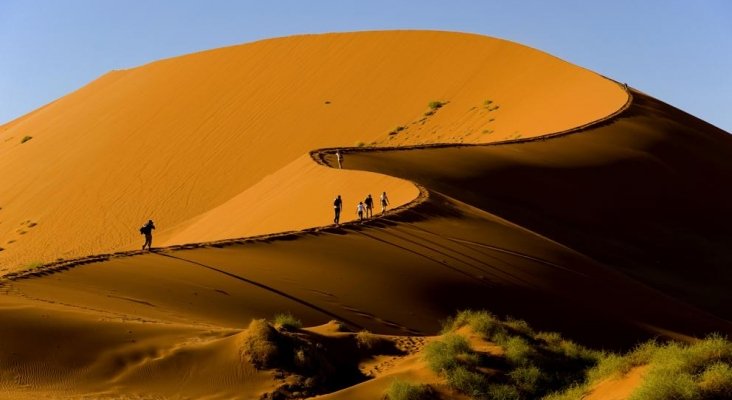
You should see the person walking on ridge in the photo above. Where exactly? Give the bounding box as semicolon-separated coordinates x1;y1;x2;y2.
357;201;365;221
140;219;156;250
380;191;390;214
336;150;343;169
333;195;342;225
364;194;374;218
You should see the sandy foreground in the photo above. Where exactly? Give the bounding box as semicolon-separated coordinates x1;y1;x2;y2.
0;31;730;399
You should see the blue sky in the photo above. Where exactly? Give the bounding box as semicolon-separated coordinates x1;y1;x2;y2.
1;1;730;131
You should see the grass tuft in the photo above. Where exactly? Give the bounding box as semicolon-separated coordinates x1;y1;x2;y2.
427;101;445;110
386;379;434;400
272;312;302;331
240;319;279;369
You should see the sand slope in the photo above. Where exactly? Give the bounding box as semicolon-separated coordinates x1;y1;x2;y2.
0;31;729;399
0;30;624;270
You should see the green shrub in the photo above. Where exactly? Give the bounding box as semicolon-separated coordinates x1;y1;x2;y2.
447;365;489;397
487;384;521;400
21;135;32;144
509;365;542;393
424;333;473;373
504;336;535;366
386;379;434;400
699;362;732;396
427;101;445;110
356;330;384;351
272;312;302;330
505;317;535;337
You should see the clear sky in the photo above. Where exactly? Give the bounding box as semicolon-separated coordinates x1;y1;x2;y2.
1;0;730;131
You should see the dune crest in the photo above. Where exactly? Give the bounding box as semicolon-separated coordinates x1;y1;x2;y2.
0;30;625;270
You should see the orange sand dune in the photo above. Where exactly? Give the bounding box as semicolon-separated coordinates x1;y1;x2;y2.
0;30;624;270
0;30;729;399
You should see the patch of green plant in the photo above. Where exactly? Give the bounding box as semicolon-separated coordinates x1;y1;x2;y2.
424;333;474;373
427;101;445;110
386;379;434;400
447;365;489;398
272;312;302;330
20;135;32;144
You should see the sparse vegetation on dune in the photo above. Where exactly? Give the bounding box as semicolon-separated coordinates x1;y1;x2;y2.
434;310;732;400
272;312;302;331
20;135;32;143
427;100;445;110
386;379;435;400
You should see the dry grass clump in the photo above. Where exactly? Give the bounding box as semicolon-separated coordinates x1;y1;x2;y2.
240;319;280;368
386;378;435;400
427;100;445;110
355;330;390;352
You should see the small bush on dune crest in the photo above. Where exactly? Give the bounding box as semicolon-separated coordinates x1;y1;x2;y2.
21;135;32;143
504;336;535;366
424;333;474;373
428;100;445;110
699;362;732;396
386;379;434;400
272;312;302;330
356;330;386;351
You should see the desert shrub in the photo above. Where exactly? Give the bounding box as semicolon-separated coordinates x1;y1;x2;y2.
483;99;493;107
427;101;445;110
542;384;588;400
441;310;506;340
355;141;365;147
504;336;535;366
272;312;302;331
447;365;489;397
424;333;473;373
487;384;521;400
509;365;542;393
386;379;434;400
356;330;385;351
699;362;732;396
21;135;32;143
505;317;535;337
240;319;279;368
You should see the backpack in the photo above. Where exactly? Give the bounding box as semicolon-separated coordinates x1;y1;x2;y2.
140;226;146;235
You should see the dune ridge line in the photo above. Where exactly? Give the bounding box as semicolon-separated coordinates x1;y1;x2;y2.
0;81;631;284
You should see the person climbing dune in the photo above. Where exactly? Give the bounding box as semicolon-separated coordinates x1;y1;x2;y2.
357;201;365;221
333;195;342;225
140;219;156;250
380;191;390;214
336;150;343;169
364;194;374;218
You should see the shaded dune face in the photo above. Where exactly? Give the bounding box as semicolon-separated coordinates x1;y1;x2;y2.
0;30;625;270
337;90;732;323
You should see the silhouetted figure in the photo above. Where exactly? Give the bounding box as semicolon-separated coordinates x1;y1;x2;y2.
357;201;365;221
380;191;390;214
336;151;343;169
333;195;342;224
140;219;155;250
364;194;374;218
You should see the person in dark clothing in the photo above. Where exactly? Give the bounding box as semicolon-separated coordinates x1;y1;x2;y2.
140;219;155;250
364;194;374;218
333;195;342;224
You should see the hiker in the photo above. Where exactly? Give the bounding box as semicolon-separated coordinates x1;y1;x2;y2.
380;191;390;214
357;201;365;221
333;195;342;224
140;219;155;250
336;150;343;169
364;194;374;218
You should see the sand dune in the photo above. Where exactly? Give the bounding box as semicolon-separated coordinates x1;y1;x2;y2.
0;30;624;271
0;30;729;398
